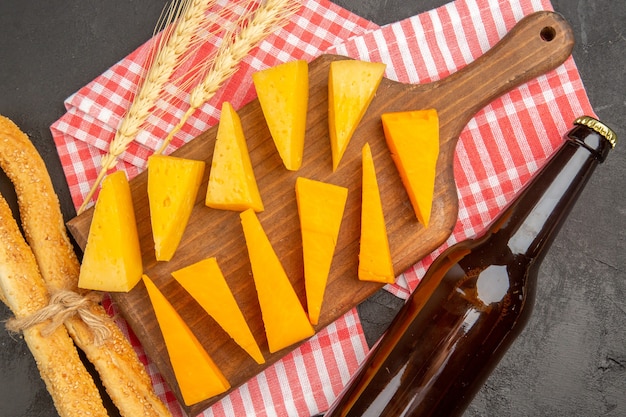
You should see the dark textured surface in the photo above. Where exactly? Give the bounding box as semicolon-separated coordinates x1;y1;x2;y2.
0;1;624;416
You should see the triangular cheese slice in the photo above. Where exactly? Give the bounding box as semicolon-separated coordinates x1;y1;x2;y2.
328;59;386;171
206;101;264;212
358;143;395;284
381;108;439;227
171;257;265;364
147;154;205;261
142;274;230;406
78;170;142;292
295;177;348;325
253;60;309;171
239;208;315;352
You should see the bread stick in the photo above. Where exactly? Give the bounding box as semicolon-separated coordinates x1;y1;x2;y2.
0;192;109;417
0;115;172;416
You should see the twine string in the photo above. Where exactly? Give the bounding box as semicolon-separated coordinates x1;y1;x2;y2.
5;290;111;345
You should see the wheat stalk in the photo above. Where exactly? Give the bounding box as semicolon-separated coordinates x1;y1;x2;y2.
78;0;217;214
154;0;301;155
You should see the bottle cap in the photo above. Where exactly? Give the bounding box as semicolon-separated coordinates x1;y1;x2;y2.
574;116;617;148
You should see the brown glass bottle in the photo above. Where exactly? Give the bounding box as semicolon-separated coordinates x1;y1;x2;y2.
324;116;616;417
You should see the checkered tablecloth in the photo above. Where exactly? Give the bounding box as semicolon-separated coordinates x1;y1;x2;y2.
50;0;595;415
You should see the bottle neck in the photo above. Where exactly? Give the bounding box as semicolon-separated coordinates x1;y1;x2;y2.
495;124;612;261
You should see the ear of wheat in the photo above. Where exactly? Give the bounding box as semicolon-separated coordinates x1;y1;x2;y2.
79;0;301;214
154;0;301;155
78;0;217;214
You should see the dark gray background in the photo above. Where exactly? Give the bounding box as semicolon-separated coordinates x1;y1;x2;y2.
1;1;624;416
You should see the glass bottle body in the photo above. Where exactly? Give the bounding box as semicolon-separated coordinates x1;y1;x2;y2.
325;120;614;417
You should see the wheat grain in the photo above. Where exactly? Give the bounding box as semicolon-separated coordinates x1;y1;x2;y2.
78;0;217;214
154;0;301;155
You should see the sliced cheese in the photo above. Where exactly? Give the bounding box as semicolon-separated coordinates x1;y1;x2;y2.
358;143;395;284
171;257;265;364
142;274;230;406
239;208;314;352
147;154;205;261
78;170;142;292
253;59;309;171
295;177;348;325
206;101;264;212
381;108;439;227
328;59;386;171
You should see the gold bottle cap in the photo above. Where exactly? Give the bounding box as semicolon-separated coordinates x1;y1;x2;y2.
574;116;617;148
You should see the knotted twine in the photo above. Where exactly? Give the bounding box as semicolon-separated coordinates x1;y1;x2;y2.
5;290;111;345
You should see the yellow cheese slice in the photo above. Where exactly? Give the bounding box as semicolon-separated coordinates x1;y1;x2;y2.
239;208;315;352
78;170;142;292
171;257;265;364
147;154;205;261
381;108;439;227
381;109;439;227
358;143;395;284
295;177;348;325
328;59;386;171
252;59;309;171
206;101;264;212
142;274;230;405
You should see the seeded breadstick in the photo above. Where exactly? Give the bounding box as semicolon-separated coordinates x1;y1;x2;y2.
0;115;172;416
0;192;109;417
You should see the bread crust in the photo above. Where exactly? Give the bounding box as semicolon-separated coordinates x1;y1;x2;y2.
0;115;172;416
0;192;109;417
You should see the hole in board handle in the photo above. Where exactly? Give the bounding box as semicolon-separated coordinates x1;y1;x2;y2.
540;26;557;41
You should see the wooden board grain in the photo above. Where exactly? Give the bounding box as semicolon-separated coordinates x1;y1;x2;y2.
67;11;574;415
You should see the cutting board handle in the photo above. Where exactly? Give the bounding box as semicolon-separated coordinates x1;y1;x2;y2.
434;11;575;135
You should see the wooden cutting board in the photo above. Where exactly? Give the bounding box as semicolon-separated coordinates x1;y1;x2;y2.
67;11;574;416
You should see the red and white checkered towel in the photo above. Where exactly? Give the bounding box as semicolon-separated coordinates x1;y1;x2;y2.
50;0;594;415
